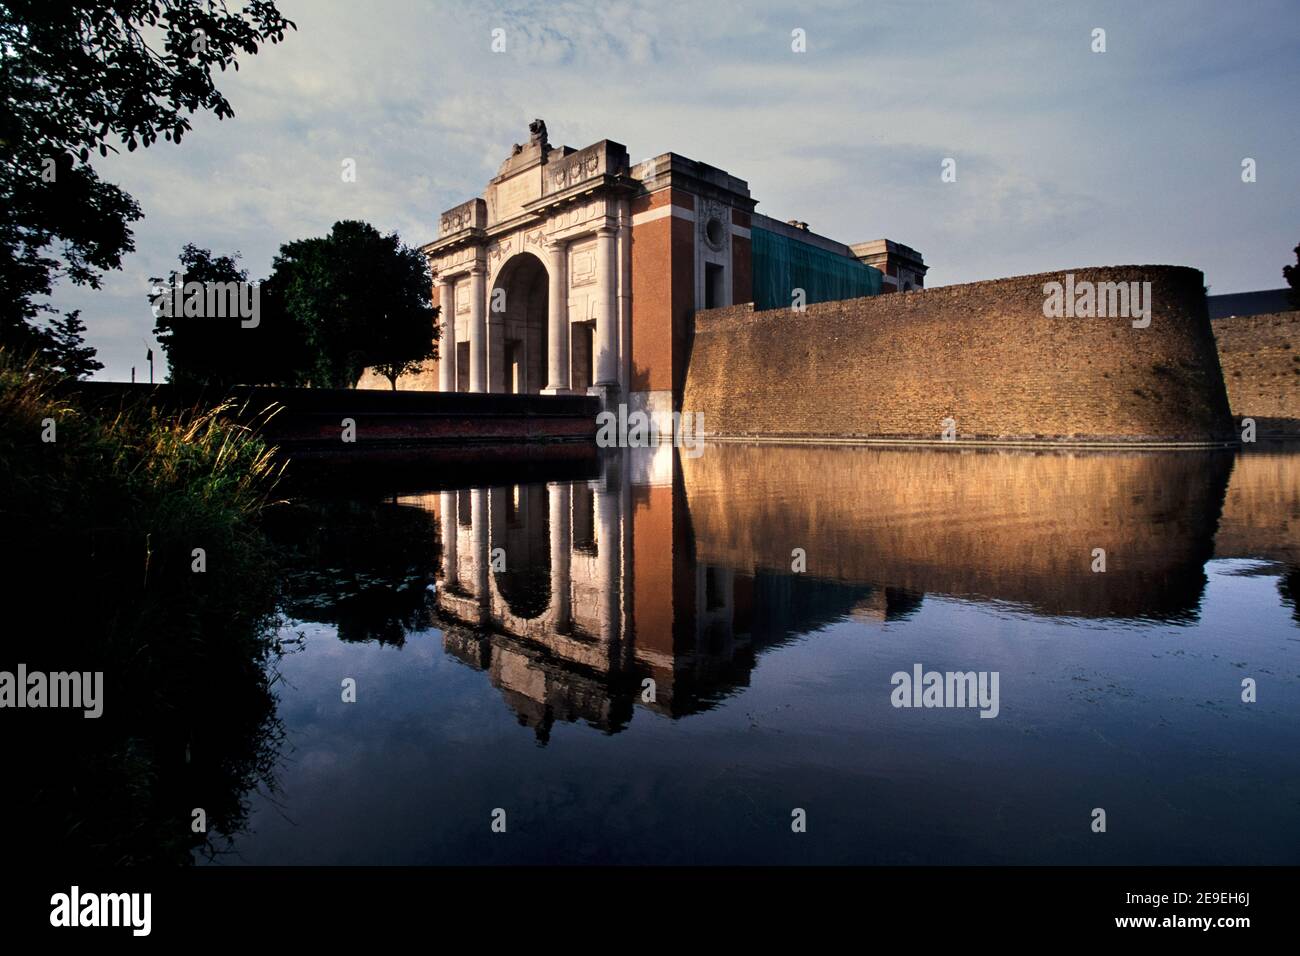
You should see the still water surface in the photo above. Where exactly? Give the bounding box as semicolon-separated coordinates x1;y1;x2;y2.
216;444;1300;865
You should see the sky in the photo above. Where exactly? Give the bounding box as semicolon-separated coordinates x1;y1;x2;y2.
44;0;1300;381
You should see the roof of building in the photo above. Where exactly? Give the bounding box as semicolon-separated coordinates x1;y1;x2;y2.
1207;288;1294;319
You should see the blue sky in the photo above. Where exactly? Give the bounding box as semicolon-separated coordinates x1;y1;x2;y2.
46;0;1300;381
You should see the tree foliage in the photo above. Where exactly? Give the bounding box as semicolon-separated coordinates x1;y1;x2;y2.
155;223;437;389
150;243;307;388
268;220;437;389
0;0;295;360
41;309;104;379
1284;242;1300;311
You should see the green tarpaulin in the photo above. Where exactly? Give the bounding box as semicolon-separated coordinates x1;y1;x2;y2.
751;226;882;311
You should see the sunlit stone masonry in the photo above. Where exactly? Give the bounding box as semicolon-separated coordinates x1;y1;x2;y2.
362;120;1239;445
363;119;920;420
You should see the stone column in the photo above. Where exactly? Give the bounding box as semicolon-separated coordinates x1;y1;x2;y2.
617;200;631;395
487;277;506;394
594;471;620;642
547;482;571;630
470;487;489;605
438;278;456;392
468;264;487;393
593;224;619;389
440;490;459;589
542;240;571;394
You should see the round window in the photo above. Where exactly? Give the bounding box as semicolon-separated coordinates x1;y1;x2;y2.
705;217;725;248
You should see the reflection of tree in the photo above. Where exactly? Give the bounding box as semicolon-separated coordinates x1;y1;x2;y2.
4;623;284;865
268;498;440;646
1;419;286;864
1276;567;1300;625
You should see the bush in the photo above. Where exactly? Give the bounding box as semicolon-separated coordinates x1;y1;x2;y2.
0;350;287;864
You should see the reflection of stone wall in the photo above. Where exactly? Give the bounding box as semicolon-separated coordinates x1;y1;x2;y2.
682;444;1233;619
1215;451;1300;565
1212;311;1300;435
684;266;1233;442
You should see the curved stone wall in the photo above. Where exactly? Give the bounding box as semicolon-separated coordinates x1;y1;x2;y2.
684;265;1234;443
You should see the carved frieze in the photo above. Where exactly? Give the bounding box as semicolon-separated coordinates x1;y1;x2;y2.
441;210;469;235
569;239;597;288
488;236;514;271
431;244;479;277
549;146;604;193
439;198;486;237
523;227;550;253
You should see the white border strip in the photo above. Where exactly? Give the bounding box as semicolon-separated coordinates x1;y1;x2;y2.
631;204;696;226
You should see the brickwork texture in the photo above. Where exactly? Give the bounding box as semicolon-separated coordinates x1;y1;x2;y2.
684;265;1234;442
1212;310;1300;435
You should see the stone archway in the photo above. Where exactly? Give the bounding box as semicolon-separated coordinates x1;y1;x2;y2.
490;252;549;394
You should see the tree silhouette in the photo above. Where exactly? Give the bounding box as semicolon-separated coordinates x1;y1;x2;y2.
1284;242;1300;311
367;251;440;390
0;0;295;359
269;221;437;389
151;244;312;388
156;226;436;389
41;310;103;379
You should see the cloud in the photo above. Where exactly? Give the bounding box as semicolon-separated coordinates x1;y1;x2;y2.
39;0;1300;379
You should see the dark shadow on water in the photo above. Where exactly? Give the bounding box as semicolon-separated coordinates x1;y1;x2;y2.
13;438;1300;864
267;497;442;647
1277;567;1300;624
2;531;285;866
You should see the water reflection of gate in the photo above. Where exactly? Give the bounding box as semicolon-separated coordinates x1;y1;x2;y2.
423;444;1263;742
433;463;633;741
429;450;766;740
438;480;620;645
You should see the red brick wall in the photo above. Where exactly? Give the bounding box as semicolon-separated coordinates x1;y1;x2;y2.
731;209;752;304
683;265;1234;442
630;193;673;394
630;191;695;398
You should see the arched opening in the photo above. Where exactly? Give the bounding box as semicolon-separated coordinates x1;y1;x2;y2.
490;484;552;620
490;252;549;394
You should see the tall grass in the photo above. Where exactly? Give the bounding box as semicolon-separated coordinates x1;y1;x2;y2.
0;349;289;864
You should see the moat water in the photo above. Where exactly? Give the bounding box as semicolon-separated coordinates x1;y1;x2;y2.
211;444;1300;865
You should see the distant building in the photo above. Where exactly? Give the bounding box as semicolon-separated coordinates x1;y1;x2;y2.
850;239;928;293
1207;288;1294;319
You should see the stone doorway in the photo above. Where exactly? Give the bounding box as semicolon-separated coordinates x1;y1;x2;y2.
456;341;471;392
571;321;595;391
491;252;549;394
